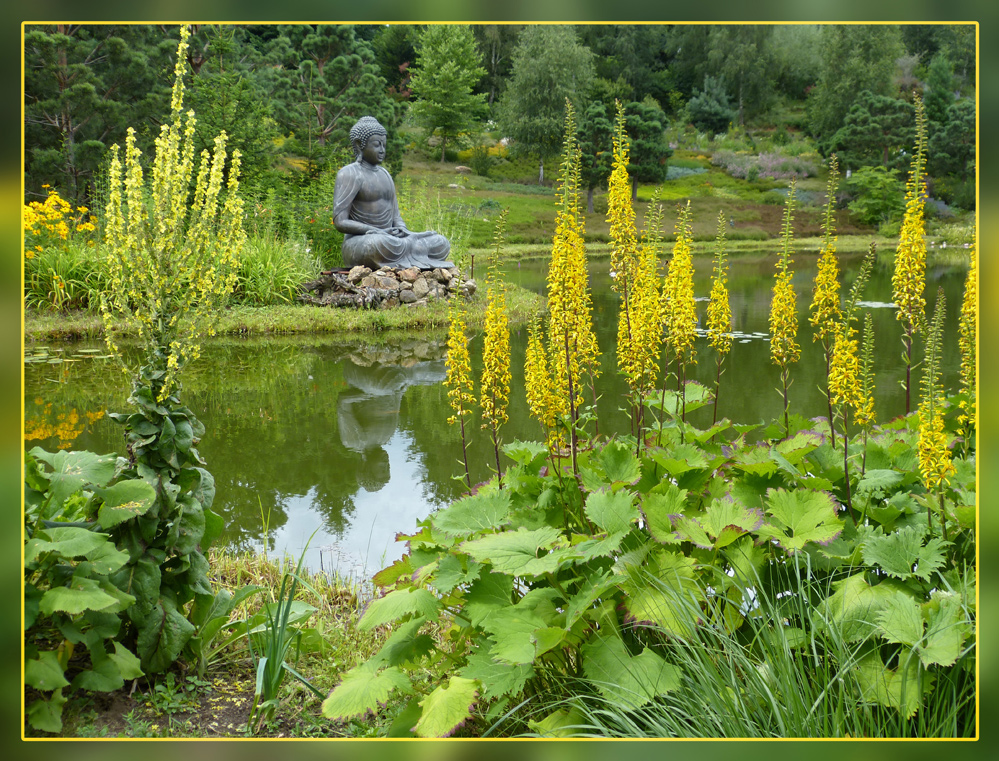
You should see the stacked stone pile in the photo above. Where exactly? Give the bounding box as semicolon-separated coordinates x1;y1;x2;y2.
299;265;476;309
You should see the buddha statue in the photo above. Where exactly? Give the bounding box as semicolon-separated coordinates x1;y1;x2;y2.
333;116;454;271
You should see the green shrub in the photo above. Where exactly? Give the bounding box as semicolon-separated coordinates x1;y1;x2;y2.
320;389;976;737
25;241;107;312
237;236;321;306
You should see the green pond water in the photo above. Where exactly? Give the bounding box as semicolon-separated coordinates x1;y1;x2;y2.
24;251;967;579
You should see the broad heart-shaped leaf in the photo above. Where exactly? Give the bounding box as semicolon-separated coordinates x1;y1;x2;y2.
40;577;120;616
731;445;779;477
672;495;764;550
95;479;157;528
322;662;413;721
861;525;948;582
136;597;195;673
598;440;641;484
757;488;843;552
463;571;513;627
431;490;511;538
584;489;639;534
821;573;904;643
875;590;924;647
26;526;110;563
857;468;905;496
527;705;587;738
359;588;441;631
460;526;573;577
919;590;971;667
480;606;549;664
30;447;117;504
647;443;709;478
640;484;688;544
502;440;549;470
27;692;67;734
582;633;681;710
414;676;480;738
431;554;481;595
854;650;933;718
619;550;703;636
459;641;533;701
774;431;824;465
372;617;435;668
25;651;70;691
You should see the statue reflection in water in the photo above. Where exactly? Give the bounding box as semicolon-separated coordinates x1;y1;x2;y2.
336;343;446;493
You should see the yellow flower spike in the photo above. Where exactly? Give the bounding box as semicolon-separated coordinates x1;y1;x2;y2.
480;211;513;487
706;211;732;423
893;93;929;415
100;24;244;400
957;246;976;433
770;179;800;437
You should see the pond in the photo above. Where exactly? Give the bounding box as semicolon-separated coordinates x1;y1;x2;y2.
24;249;968;580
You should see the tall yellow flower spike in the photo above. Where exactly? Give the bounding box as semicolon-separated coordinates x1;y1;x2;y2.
706;212;732;423
481;210;512;486
770;179;799;436
445;293;475;488
957;247;976;433
918;290;955;537
892;93;928;415
101;25;245;399
539;99;600;473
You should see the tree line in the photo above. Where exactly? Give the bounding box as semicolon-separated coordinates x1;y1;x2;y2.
24;23;976;211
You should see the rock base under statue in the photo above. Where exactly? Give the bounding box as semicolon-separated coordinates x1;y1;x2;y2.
299;265;476;309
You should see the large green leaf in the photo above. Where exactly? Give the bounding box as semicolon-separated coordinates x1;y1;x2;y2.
857;468;905;496
919;590;971;667
774;431;823;465
25;651;69;691
322;662;413;720
854;650;933;718
459;642;533;701
584;489;639;534
460;526;573;577
757;488;843;552
861;525;948;582
619;550;703;636
597;440;641;484
648;443;709;478
875;591;924;647
672;495;764;550
30;448;116;504
582;633;681;710
27;692;66;733
96;479;157;528
40;577;120;616
359;588;441;630
27;526;110;563
640;484;687;544
821;573;903;642
431;554;481;594
373;617;435;667
431;490;511;538
571;530;629;562
136;597;195;673
528;706;587;738
414;676;480;738
463;571;513;627
480;607;549;665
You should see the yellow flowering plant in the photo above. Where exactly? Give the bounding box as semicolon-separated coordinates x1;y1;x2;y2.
102;24;245;401
769;179;799;438
480;210;512;487
892;93;928;415
664;200;698;421
706;211;732;424
809;155;842;445
957;246;976;451
445;293;476;490
918;289;956;538
538;100;600;476
827;242;876;518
